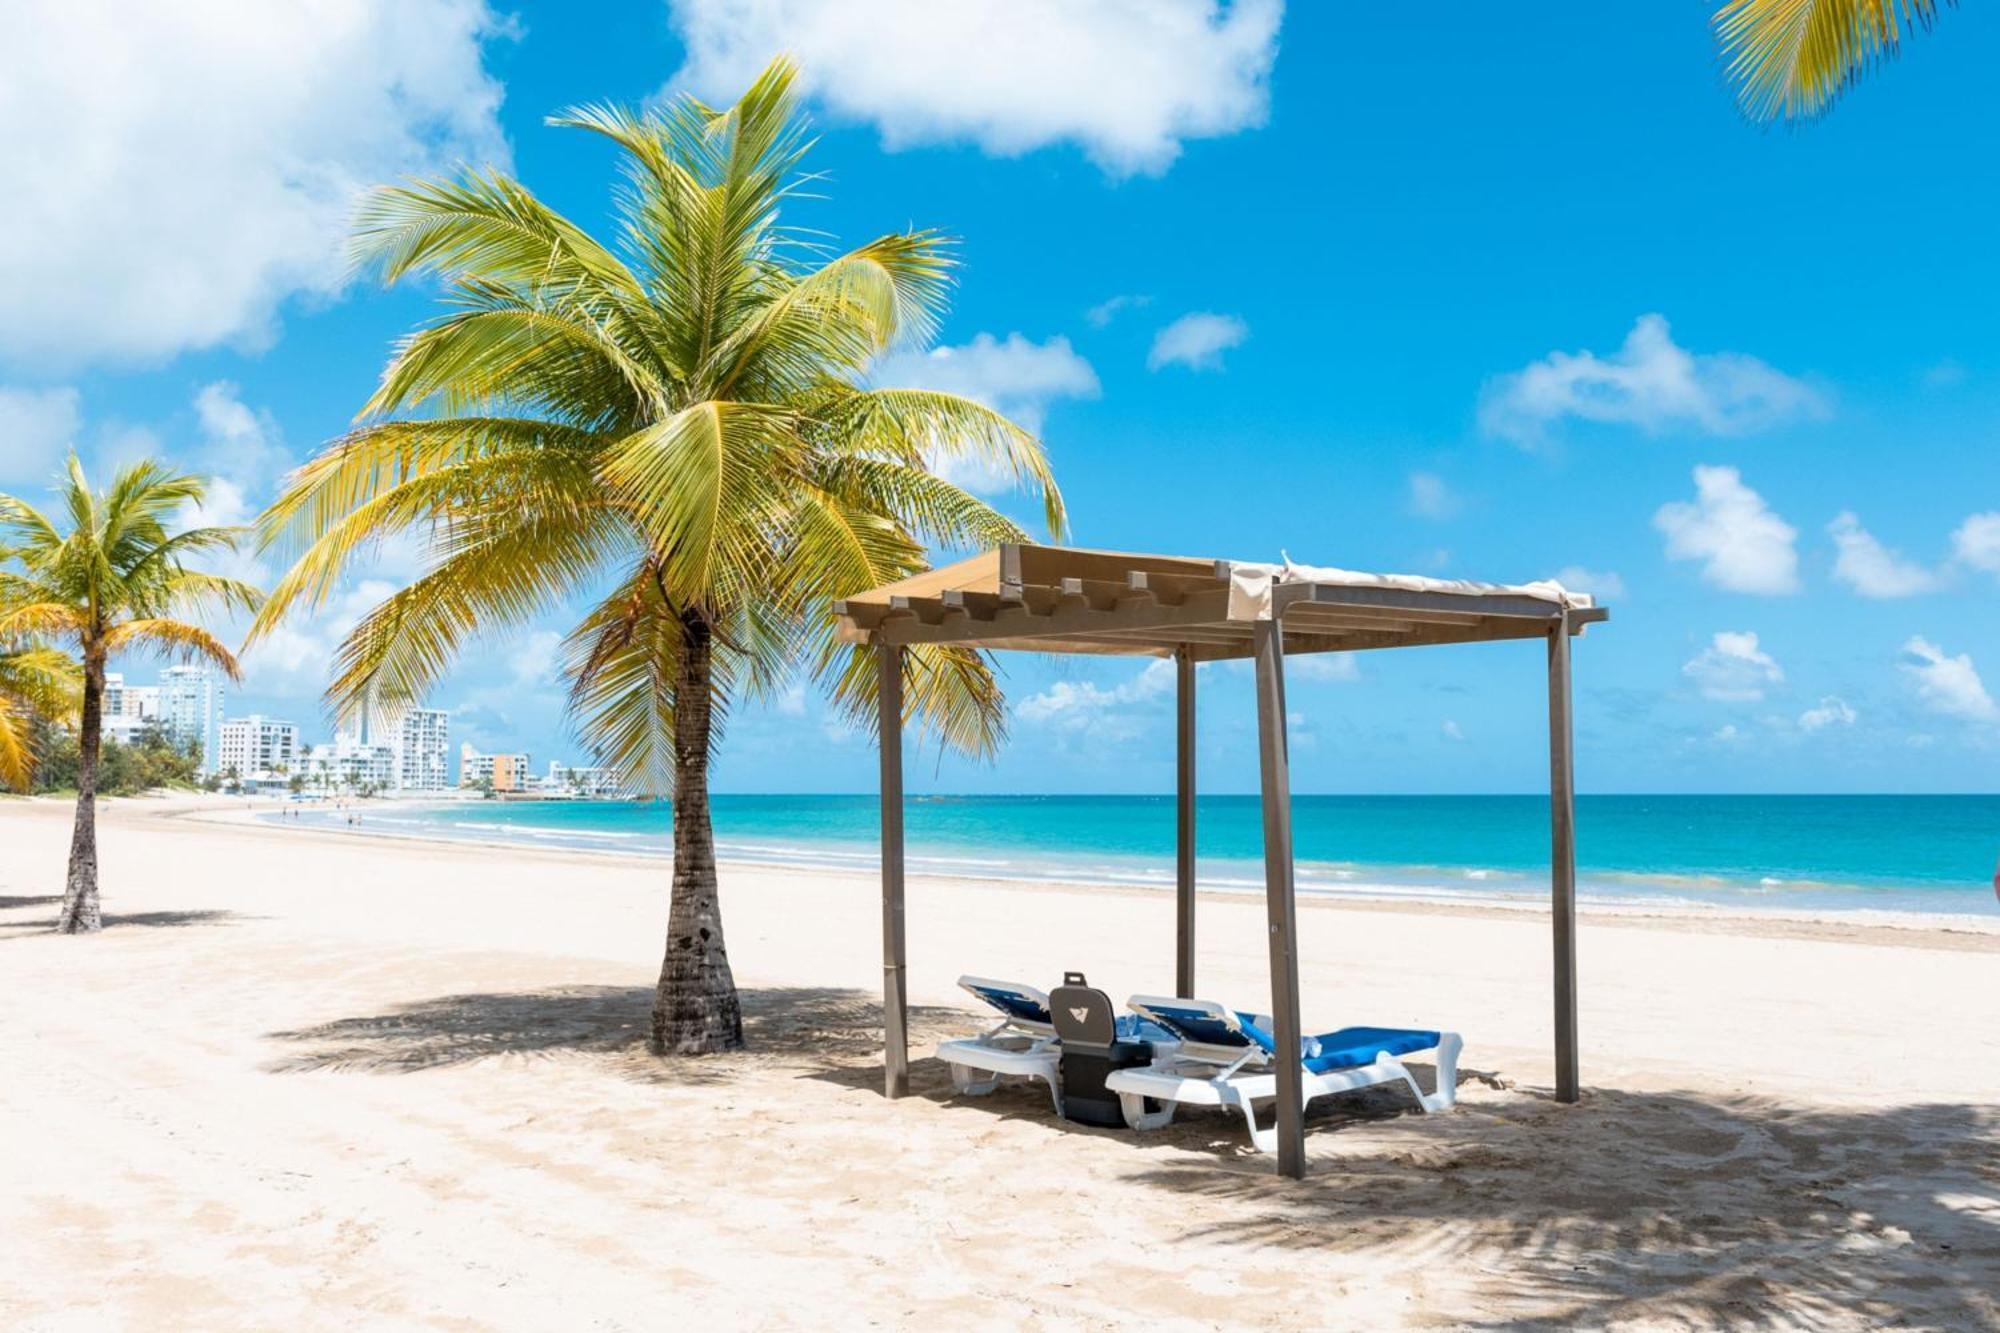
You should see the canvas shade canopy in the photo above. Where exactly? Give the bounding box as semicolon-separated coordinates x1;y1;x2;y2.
835;543;1609;1179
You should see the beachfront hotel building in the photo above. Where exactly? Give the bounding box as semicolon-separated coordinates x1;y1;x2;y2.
305;732;398;793
217;716;300;783
545;762;629;798
460;744;529;792
159;664;225;775
394;708;452;792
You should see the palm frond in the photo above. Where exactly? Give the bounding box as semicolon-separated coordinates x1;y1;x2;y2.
1715;0;1948;121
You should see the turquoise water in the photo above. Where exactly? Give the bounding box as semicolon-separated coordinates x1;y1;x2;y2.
273;794;2000;919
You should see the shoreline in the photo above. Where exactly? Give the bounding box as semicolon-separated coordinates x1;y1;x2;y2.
147;794;2000;945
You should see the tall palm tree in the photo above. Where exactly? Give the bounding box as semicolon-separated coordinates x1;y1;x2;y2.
0;457;261;933
251;58;1063;1054
0;630;78;791
1715;0;1949;122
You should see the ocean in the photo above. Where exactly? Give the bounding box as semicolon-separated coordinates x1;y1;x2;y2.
268;793;2000;921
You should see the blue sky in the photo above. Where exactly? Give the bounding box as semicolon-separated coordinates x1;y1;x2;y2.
5;1;1999;794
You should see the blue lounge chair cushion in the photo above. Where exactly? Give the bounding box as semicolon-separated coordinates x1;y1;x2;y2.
1234;1015;1442;1073
1142;1002;1256;1049
966;984;1050;1026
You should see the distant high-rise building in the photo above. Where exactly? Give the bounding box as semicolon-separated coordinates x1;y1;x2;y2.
159;665;224;774
217;716;299;783
98;672;161;746
394;708;451;791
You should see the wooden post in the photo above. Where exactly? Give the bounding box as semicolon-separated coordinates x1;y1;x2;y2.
1175;648;1197;998
879;643;909;1099
1252;621;1307;1178
1547;610;1580;1104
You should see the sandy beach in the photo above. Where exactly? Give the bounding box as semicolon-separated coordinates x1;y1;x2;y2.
2;795;1995;1330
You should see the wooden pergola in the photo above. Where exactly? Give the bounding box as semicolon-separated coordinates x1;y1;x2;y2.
835;545;1609;1178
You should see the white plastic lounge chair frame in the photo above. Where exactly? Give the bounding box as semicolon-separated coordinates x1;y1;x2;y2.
933;976;1062;1114
1106;995;1462;1154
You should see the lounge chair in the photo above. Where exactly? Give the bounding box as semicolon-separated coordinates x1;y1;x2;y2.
1104;995;1462;1153
935;975;1179;1117
934;976;1065;1113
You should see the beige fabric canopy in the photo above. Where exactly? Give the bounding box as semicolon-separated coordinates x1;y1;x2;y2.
835;544;1606;661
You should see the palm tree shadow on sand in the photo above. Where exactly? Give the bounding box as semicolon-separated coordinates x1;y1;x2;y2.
0;906;242;936
262;984;965;1089
261;982;1999;1327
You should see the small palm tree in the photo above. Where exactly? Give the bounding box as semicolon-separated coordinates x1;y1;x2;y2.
253;58;1062;1053
1715;0;1949;122
0;457;261;933
0;632;78;790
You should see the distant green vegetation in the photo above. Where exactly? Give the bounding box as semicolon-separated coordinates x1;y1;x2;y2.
27;719;201;797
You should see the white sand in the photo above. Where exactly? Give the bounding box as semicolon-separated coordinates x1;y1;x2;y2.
1;795;1995;1330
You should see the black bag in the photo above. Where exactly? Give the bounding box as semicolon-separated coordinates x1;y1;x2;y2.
1050;971;1154;1128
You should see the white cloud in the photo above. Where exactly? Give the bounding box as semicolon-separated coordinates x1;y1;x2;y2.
240;579;399;696
1441;719;1465;742
1148;312;1249;372
1406;471;1461;520
1899;636;1999;723
1827;512;1941;598
870;332;1099;492
511;630;563;688
1798;696;1857;732
0;1;511;369
1654;465;1800;595
665;0;1283;177
1016;658;1174;736
1950;512;2000;577
1289;653;1360;683
1551;566;1627;601
1480;314;1824;446
0;386;82;485
1683;631;1784;702
1085;294;1150;327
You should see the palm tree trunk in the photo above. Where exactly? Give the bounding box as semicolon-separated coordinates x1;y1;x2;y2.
58;653;104;934
650;607;743;1053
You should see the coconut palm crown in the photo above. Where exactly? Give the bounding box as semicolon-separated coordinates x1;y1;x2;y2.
250;58;1064;1054
0;455;261;932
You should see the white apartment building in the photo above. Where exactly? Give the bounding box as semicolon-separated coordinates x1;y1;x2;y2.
460;744;529;792
99;673;163;746
217;716;299;783
305;732;397;793
545;762;629;798
394;708;452;791
159;665;224;775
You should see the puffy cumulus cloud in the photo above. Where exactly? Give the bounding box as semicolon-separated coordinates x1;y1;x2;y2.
1951;512;2000;577
0;386;82;485
1827;512;1941;598
1147;312;1249;372
1016;658;1174;738
870;332;1098;492
1654;465;1800;595
239;578;399;696
1683;631;1784;702
1550;566;1627;601
0;1;511;369
1899;636;1999;723
1406;471;1461;520
666;0;1283;177
1480;314;1825;447
1798;696;1857;732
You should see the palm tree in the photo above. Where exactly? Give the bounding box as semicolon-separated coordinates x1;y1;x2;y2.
1714;0;1949;122
0;631;78;791
0;457;261;933
252;58;1062;1054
